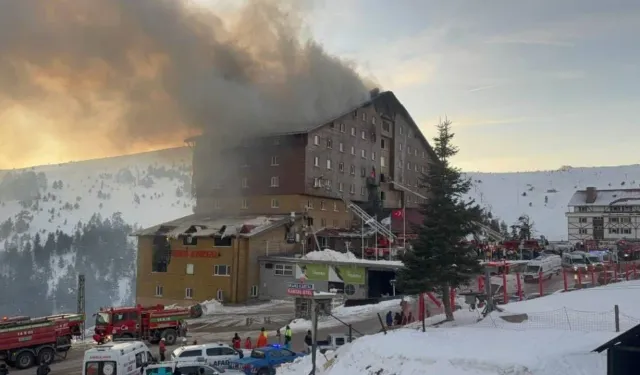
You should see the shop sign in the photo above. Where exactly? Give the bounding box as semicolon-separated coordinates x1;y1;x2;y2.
336;266;365;285
172;250;220;258
287;283;314;297
301;264;329;281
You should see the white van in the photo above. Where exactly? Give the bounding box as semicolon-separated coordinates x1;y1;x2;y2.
524;255;561;283
83;341;153;375
562;251;591;272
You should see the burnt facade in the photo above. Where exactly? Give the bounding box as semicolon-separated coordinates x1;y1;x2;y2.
192;91;435;225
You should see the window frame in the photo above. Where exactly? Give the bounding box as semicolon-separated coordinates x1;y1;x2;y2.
214;264;232;276
274;264;293;276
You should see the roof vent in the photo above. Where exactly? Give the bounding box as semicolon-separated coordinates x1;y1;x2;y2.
585;187;597;203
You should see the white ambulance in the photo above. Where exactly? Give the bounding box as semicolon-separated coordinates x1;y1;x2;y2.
83;341;153;375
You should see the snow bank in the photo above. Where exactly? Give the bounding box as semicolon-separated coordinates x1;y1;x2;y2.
200;299;224;315
302;249;403;266
281;328;612;375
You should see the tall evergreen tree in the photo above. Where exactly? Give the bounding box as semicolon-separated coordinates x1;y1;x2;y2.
397;119;483;321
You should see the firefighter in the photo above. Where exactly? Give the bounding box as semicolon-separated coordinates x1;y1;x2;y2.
0;363;8;375
36;362;50;375
159;338;167;362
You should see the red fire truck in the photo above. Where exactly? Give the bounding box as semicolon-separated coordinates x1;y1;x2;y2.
0;313;83;370
93;304;200;345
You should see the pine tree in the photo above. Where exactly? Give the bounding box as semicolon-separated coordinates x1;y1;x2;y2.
397;119;483;321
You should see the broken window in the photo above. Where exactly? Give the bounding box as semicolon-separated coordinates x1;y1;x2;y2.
151;235;172;273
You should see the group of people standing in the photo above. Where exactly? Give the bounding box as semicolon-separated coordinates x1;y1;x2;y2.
385;310;414;327
231;325;294;350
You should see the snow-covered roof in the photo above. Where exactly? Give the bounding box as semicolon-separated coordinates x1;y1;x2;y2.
134;213;301;238
259;249;404;268
568;188;640;206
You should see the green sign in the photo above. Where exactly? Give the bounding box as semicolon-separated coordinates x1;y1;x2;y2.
336;266;365;285
302;264;329;281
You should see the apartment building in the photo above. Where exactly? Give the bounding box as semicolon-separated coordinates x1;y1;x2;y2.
566;187;640;243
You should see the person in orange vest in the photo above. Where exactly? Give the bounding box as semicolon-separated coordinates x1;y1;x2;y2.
256;327;268;348
244;337;252;349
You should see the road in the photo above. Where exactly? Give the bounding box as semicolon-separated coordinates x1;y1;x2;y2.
11;315;385;375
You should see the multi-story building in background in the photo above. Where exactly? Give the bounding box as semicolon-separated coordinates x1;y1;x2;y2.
135;90;438;305
566;187;640;243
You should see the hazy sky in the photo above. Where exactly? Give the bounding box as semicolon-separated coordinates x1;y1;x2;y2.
298;0;640;172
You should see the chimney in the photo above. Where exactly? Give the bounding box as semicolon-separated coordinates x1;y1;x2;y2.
369;88;380;99
585;187;597;203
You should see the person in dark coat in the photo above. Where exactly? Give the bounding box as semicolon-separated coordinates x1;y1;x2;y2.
232;333;241;349
385;311;393;327
394;312;402;326
304;330;313;353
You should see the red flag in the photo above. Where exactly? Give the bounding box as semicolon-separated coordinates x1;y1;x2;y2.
392;209;403;218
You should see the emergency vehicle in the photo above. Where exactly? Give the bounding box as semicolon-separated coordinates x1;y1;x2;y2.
0;313;83;369
93;304;196;345
83;340;153;375
170;342;245;368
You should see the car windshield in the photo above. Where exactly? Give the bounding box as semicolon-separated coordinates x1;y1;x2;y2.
95;312;110;324
251;350;266;359
588;256;600;263
145;366;172;375
572;258;586;264
525;266;539;273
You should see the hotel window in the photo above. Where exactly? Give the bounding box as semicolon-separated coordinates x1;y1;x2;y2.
578;229;588;234
314;156;319;167
623;228;632;234
185;288;193;299
362;112;367;122
271;199;279;208
250;285;259;297
321;218;327;227
274;264;293;276
327;139;333;149
242;177;248;188
325;180;332;190
350;165;356;175
241;199;248;209
407;162;411;170
307;200;314;209
313;135;319;145
338;182;343;192
350;146;356;155
414;149;418;156
214;237;233;247
333;202;338;211
339;142;344;152
214;265;231;276
271;156;279;166
361;130;366;140
372;152;376;161
183;236;198;246
155;285;163;297
339;162;344;172
340;123;346;132
381;156;386;167
414;164;418;172
351;127;356;136
186;264;194;275
270;176;279;187
382;122;390;132
360;167;366;177
361;187;366;196
326;159;332;169
372;117;376;125
361;149;366;159
399;127;404;135
320;200;326;210
579;218;588;223
407;146;411;154
350;184;356;194
399;143;403;151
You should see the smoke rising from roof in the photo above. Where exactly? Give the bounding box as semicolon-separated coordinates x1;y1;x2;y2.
0;0;372;169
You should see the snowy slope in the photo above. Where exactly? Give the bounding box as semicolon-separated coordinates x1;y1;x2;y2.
0;147;194;239
466;165;640;240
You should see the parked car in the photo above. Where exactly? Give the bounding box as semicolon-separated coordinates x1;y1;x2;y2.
230;346;305;375
317;334;353;353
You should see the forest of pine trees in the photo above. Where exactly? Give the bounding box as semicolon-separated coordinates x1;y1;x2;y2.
0;213;137;317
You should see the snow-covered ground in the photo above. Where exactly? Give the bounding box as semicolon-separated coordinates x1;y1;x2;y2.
278;279;640;375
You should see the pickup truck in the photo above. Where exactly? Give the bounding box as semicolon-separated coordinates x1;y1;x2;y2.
229;346;305;375
317;334;354;354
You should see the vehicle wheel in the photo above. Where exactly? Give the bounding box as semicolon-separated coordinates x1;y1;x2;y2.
162;329;177;345
257;368;271;375
37;347;55;364
15;351;36;370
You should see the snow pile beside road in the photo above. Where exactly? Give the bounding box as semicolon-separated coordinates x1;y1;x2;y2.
302;249;358;262
281;328;612;375
200;299;224;315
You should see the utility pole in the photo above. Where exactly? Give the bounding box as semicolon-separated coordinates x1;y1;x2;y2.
309;299;320;375
484;267;493;313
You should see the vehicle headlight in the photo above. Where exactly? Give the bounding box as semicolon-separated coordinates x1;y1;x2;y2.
103;362;115;375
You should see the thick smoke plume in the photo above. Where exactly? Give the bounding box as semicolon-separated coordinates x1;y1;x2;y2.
0;0;371;169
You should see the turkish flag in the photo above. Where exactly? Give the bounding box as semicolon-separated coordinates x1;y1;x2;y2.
392;209;403;218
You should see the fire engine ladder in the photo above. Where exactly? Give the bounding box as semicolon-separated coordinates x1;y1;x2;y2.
340;196;397;243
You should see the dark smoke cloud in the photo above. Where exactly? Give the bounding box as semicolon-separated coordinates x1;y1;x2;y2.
0;0;371;168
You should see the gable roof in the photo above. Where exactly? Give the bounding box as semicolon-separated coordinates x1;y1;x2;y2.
593;323;640;352
185;90;438;161
568;188;640;206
